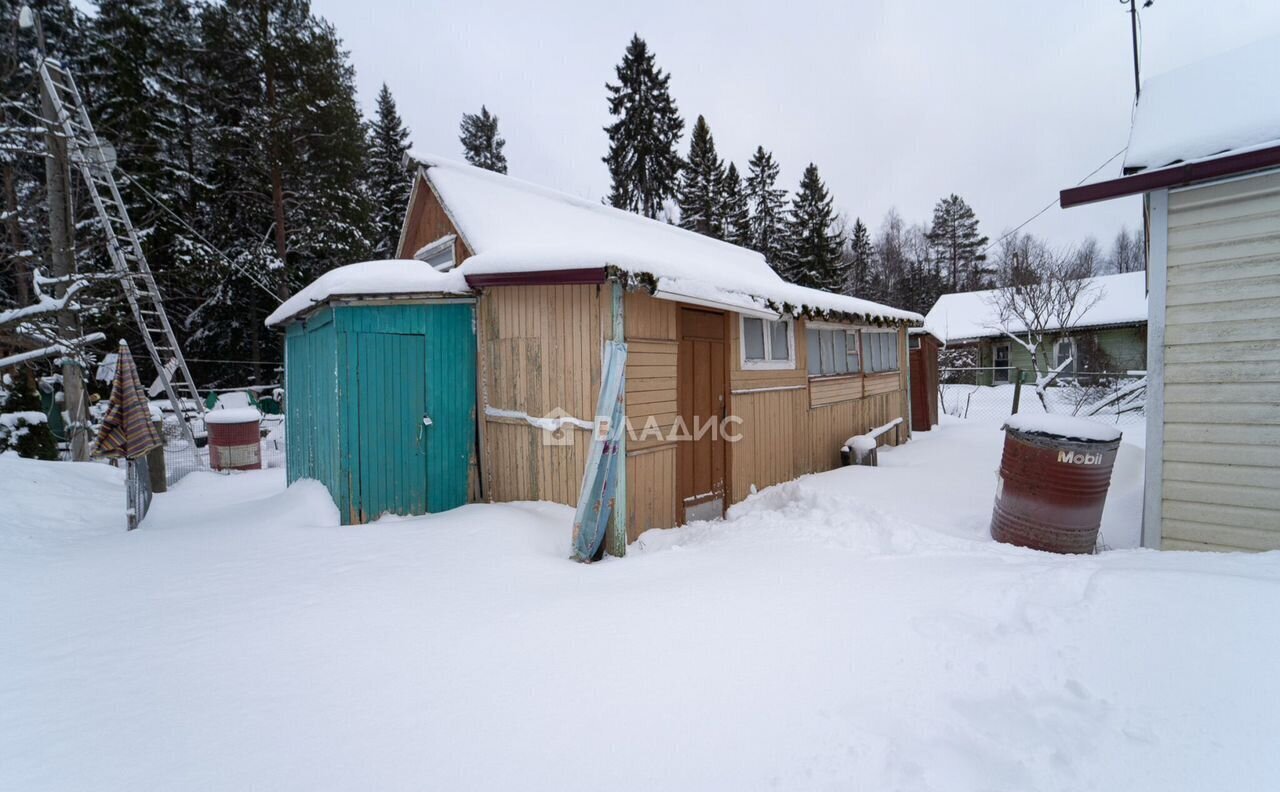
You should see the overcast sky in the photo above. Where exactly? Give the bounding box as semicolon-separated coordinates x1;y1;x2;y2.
313;0;1280;252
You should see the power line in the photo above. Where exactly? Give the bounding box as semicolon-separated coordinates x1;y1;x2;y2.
980;147;1127;256
113;165;283;304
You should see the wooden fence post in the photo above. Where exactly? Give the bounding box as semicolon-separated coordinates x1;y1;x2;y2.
1011;368;1023;415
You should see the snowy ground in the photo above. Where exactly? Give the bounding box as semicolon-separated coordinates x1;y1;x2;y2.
3;418;1280;791
940;382;1145;432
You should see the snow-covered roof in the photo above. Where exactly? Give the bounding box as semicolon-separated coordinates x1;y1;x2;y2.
413;154;922;326
265;260;470;327
1125;36;1280;172
923;271;1147;344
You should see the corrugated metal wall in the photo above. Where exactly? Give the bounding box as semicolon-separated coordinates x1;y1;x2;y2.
285;301;476;524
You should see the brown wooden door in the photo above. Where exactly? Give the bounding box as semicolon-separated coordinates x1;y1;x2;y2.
909;343;929;431
677;308;727;523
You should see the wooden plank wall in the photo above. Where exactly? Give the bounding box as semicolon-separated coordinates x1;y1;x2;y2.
1160;171;1280;551
396;173;472;266
623;292;678;539
478;284;607;507
476;285;912;538
726;317;910;504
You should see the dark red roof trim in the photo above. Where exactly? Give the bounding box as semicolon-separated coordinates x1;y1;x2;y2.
1060;144;1280;208
464;267;608;287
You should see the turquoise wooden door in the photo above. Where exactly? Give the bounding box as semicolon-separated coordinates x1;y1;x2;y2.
353;332;429;521
422;305;475;512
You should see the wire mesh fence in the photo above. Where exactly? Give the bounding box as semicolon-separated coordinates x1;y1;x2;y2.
157;406;286;485
940;367;1146;428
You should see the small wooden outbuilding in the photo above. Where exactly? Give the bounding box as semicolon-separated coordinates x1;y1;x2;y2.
393;155;923;550
908;328;940;431
266;261;476;524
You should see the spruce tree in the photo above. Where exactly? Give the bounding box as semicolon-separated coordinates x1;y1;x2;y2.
193;0;371;384
677;115;723;238
368;83;413;256
84;0;205;351
925;193;989;291
846;218;874;296
745;146;787;270
603;34;684;219
459;105;507;174
720;162;751;247
783;164;845;291
1;0;90;314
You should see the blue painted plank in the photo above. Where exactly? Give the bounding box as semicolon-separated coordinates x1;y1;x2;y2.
572;340;628;561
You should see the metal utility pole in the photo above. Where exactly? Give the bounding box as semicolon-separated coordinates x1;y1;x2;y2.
1123;0;1153;100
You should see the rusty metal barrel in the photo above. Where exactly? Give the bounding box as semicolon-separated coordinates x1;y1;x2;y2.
991;414;1122;554
205;408;263;471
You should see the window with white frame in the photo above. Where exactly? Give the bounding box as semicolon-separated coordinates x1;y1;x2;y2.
414;235;456;272
1055;338;1076;376
806;326;860;377
993;343;1011;384
863;330;900;373
741;316;794;369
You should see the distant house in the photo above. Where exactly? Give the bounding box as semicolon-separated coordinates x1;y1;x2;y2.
1060;37;1280;552
271;155;923;547
923;272;1148;385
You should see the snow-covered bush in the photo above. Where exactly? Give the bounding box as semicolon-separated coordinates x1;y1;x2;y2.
0;375;57;460
938;346;977;384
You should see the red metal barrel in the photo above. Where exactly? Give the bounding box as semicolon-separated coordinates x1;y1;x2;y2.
205;409;262;471
990;416;1122;554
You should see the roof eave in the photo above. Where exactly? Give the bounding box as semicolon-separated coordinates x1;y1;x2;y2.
940;318;1148;344
1060;144;1280;208
267;290;473;328
464;267;609;288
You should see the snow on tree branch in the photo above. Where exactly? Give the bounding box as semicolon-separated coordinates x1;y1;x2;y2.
983;234;1105;412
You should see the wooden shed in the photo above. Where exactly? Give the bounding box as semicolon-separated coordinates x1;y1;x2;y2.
266;261;476;524
908;328;940;431
1060;37;1280;552
393;155;923;555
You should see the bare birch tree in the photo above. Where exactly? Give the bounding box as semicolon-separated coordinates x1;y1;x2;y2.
987;233;1104;410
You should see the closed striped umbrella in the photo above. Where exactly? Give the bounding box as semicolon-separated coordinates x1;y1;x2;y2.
96;341;163;459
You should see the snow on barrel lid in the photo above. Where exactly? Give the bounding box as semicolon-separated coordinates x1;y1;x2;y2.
265;260;470;327
1003;413;1122;443
204;407;263;425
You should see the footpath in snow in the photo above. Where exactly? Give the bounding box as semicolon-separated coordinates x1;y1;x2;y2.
2;418;1279;792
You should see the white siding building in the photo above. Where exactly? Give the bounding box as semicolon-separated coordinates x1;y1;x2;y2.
1061;37;1280;552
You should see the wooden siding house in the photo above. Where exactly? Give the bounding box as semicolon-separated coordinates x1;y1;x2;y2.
394;155;922;550
1060;37;1280;552
923;272;1148;386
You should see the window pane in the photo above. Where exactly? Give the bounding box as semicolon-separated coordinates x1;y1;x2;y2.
820;330;834;374
743;318;765;360
848;331;861;372
424;246;454;271
867;333;880;372
995;345;1009;366
832;330;848;374
1057;340;1074;374
807;329;822;375
888;334;899;371
769;320;790;360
